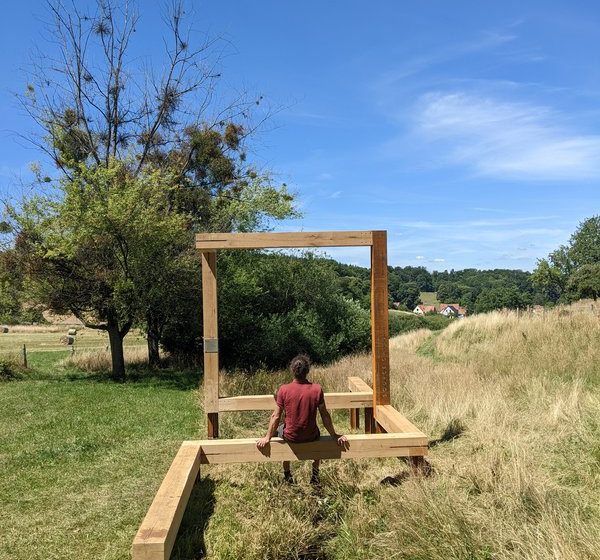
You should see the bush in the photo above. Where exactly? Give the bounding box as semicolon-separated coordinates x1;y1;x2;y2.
388;312;451;337
161;251;372;369
0;355;24;381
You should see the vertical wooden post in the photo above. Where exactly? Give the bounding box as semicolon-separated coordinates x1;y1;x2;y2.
350;408;359;430
201;251;219;439
364;407;374;434
22;344;28;368
370;231;390;412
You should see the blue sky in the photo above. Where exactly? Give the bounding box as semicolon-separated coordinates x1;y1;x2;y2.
1;1;599;270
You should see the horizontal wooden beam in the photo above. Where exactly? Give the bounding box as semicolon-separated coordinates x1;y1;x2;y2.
218;391;373;412
375;405;427;438
194;433;428;464
195;231;376;250
348;376;372;393
132;441;201;560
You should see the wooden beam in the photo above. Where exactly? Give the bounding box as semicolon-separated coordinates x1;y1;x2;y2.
375;405;427;438
370;231;391;408
195;231;375;250
348;376;372;393
195;433;427;464
218;391;373;412
131;442;201;560
201;251;219;438
348;377;375;433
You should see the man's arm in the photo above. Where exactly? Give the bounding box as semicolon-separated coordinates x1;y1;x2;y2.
256;404;283;449
318;402;349;447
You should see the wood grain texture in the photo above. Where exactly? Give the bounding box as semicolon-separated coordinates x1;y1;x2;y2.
131;442;202;560
194;433;428;464
348;376;372;393
218;391;373;412
370;231;391;407
375;405;426;437
195;231;375;250
201;251;219;437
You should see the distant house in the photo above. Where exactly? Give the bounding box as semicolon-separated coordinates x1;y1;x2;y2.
413;303;467;318
413;304;436;315
439;303;467;318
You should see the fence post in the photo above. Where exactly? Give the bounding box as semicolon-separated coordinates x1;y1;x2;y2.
22;344;28;368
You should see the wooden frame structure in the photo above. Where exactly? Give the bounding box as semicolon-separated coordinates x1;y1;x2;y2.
131;230;428;560
196;230;392;438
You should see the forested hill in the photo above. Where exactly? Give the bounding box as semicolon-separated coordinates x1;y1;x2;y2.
331;260;541;314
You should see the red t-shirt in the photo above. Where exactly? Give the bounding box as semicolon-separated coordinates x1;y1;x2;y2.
276;380;324;443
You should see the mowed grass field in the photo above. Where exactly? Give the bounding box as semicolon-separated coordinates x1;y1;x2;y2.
0;325;146;355
2;305;600;559
419;291;440;306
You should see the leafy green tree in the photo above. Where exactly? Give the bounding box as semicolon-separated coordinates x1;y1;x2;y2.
436;281;469;303
474;285;529;313
11;0;296;376
531;258;564;303
395;282;421;310
533;216;600;304
14;163;190;379
567;264;600;301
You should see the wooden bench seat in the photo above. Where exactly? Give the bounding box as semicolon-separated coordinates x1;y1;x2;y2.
131;432;427;559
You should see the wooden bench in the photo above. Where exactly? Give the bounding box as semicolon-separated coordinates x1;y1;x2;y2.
131;432;427;559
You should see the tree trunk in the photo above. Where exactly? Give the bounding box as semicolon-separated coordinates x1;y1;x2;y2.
147;331;160;367
107;322;126;381
146;313;162;367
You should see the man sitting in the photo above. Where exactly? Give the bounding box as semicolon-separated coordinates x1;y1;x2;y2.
256;354;348;484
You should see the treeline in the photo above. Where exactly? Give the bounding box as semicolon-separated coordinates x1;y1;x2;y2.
331;260;541;314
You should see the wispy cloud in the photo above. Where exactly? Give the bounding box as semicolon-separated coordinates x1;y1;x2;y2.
378;31;517;86
415;92;600;181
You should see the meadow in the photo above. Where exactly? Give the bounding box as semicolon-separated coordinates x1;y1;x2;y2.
0;325;146;355
2;305;600;559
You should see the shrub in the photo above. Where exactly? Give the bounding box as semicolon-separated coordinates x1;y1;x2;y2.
388;312;451;337
161;251;372;369
0;355;24;381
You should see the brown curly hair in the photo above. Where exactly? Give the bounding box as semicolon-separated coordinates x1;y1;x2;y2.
289;354;311;380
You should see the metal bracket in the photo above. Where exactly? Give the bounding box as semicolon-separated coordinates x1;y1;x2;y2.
203;337;219;353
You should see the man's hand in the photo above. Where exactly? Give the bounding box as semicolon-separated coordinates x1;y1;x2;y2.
256;436;271;449
335;434;349;448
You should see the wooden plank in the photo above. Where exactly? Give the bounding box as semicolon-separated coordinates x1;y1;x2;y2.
375;405;426;437
218;391;373;412
370;231;391;407
201;251;219;438
195;231;375;250
131;442;202;560
348;376;372;393
195;433;427;464
350;408;359;430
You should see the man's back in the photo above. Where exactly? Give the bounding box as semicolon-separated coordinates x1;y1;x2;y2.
276;380;324;443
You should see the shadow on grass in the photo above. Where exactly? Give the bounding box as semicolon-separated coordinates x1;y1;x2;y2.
171;477;216;559
61;364;203;390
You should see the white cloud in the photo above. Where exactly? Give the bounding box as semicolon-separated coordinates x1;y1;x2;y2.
415;255;426;260
416;92;600;181
433;258;445;262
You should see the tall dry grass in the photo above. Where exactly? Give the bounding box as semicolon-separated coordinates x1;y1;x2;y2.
57;345;149;371
194;306;600;560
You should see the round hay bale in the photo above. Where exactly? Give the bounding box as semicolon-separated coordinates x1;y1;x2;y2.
67;328;77;336
1;326;8;333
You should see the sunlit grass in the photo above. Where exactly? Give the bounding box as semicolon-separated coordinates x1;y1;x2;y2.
2;303;600;559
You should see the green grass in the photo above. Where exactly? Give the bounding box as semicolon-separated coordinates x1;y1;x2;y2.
3;307;600;559
1;352;203;560
0;327;146;355
419;291;440;306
